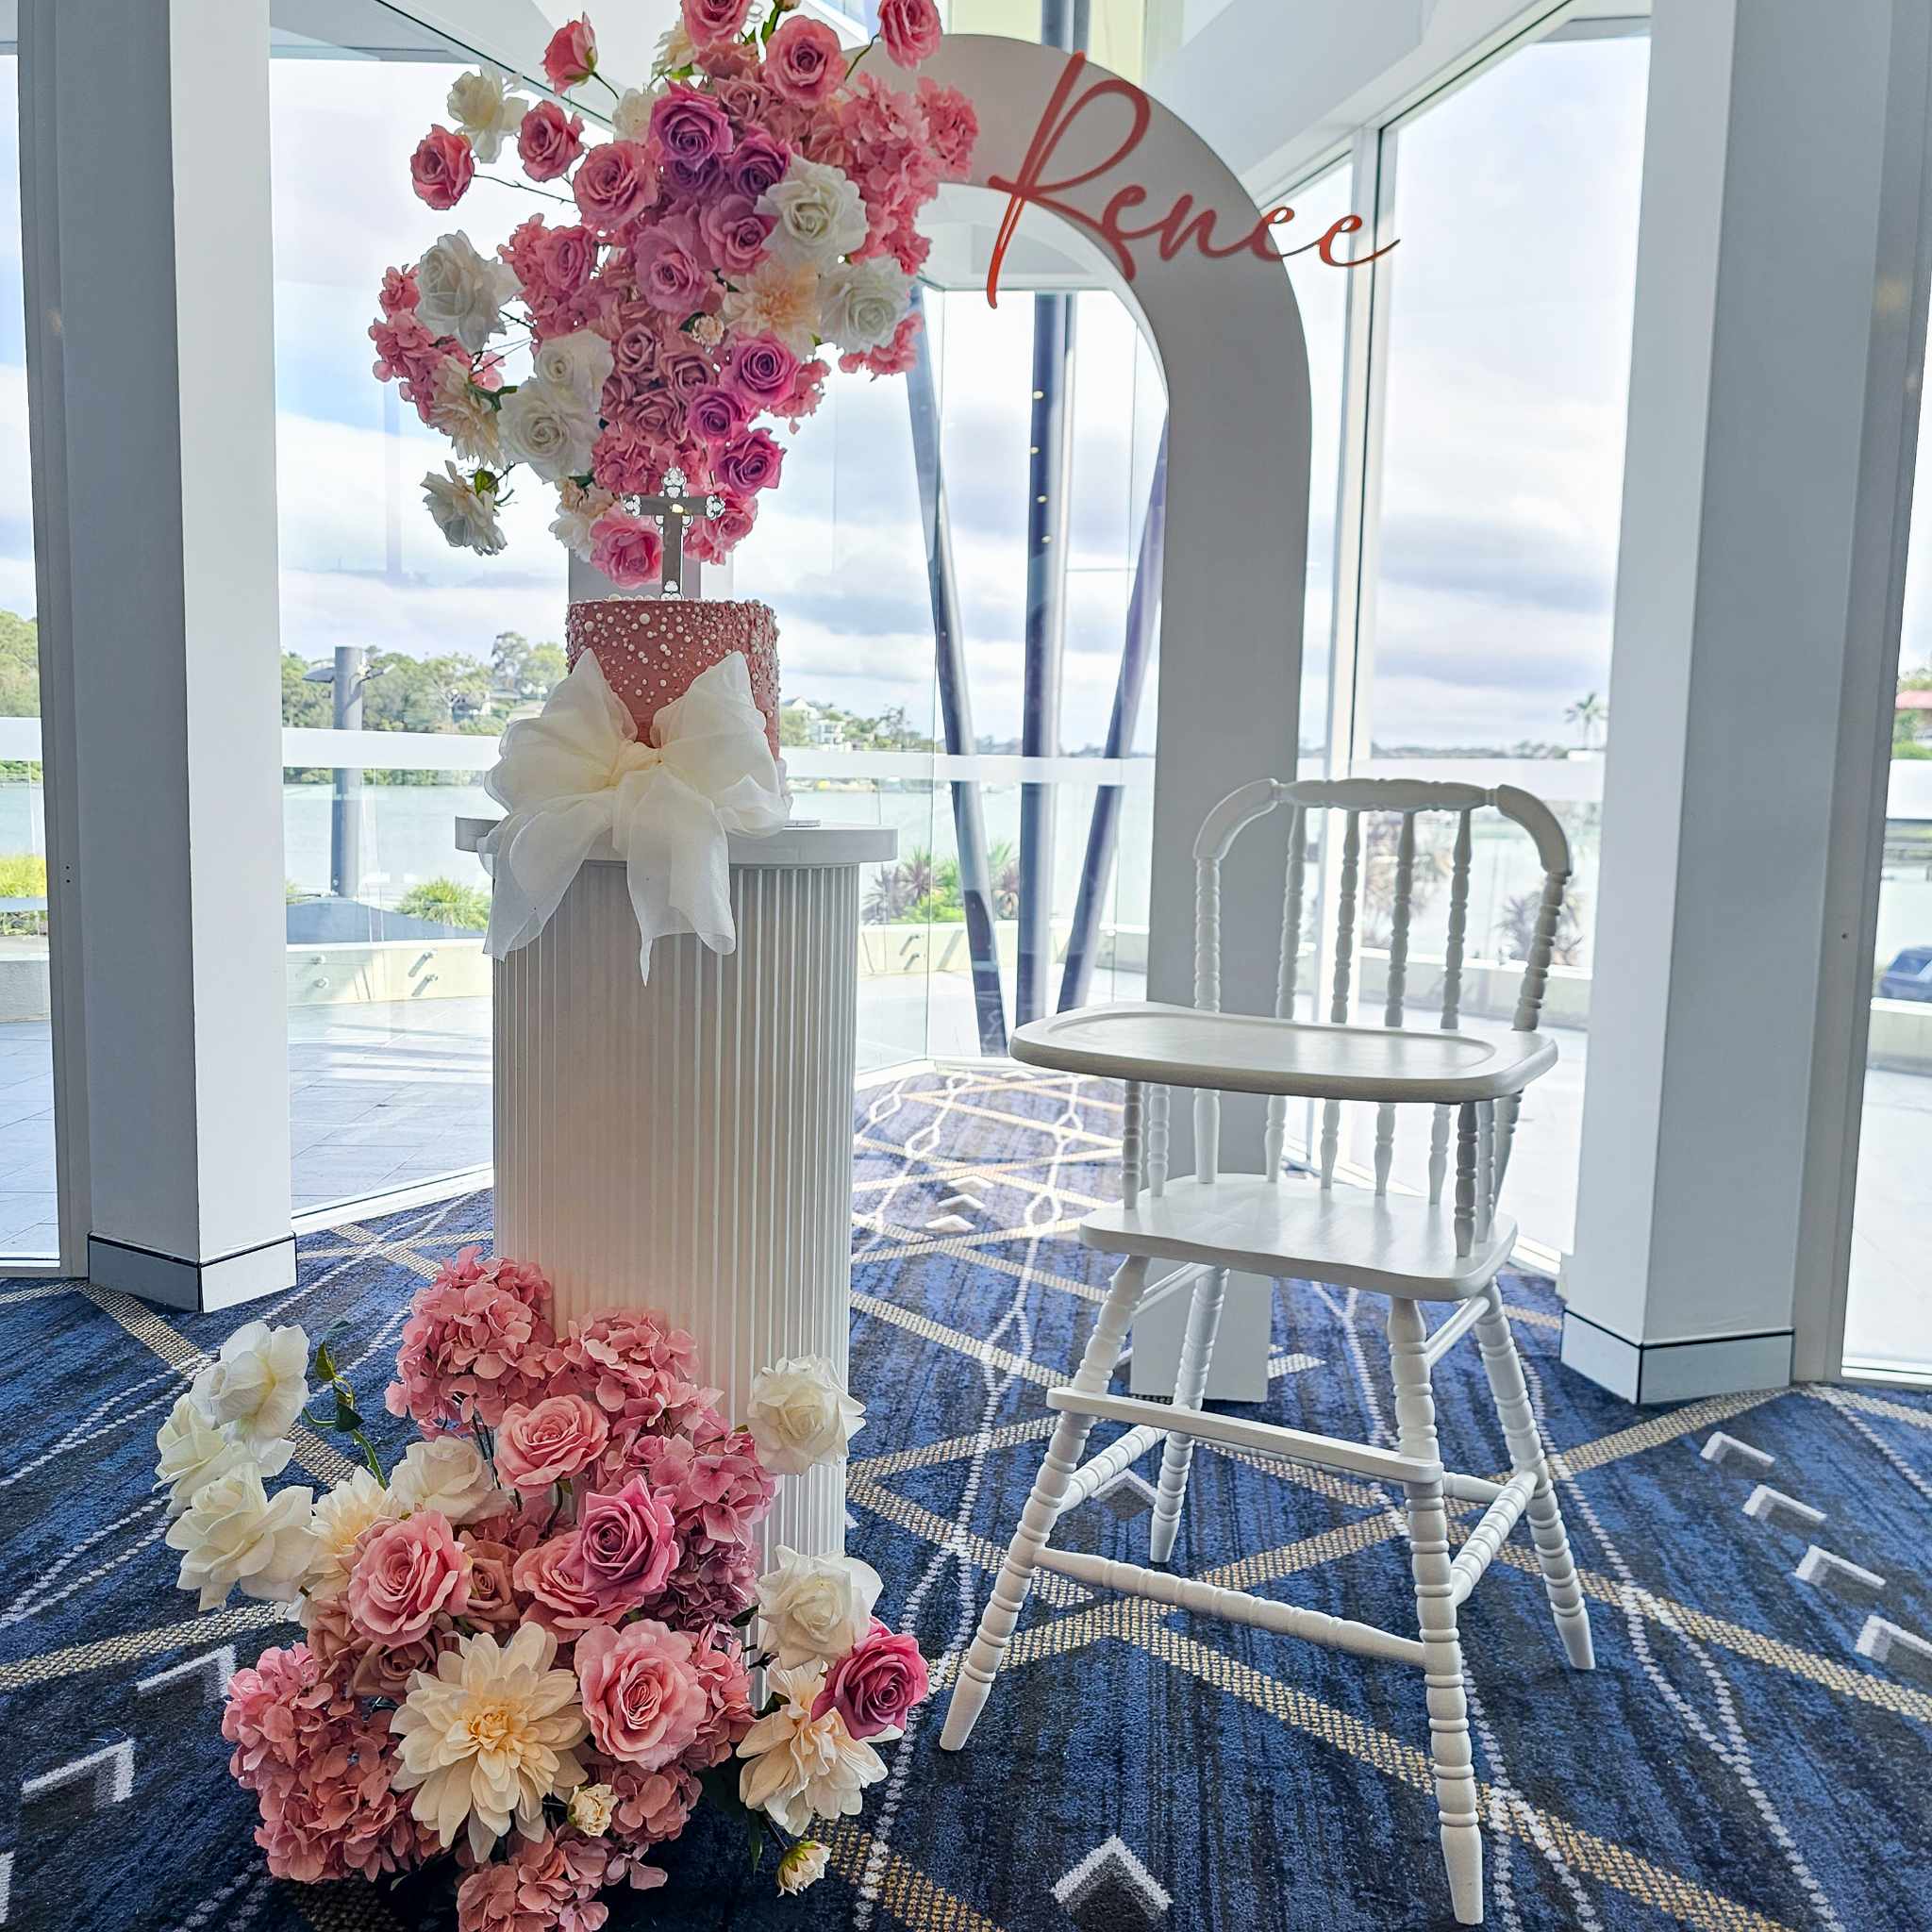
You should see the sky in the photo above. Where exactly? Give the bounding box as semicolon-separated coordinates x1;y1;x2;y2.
0;27;1678;755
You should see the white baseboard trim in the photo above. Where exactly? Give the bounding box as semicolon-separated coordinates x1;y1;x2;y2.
1559;1308;1793;1406
89;1232;296;1312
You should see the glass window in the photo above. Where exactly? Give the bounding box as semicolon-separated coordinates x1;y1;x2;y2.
270;7;566;1213
0;48;58;1259
1331;25;1649;1252
1844;394;1932;1374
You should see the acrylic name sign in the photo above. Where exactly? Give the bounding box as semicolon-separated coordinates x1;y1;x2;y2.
986;52;1394;308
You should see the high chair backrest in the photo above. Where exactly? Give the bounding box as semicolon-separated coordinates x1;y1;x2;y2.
1190;777;1571;1197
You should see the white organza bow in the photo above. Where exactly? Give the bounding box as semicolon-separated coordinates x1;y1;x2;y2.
479;649;790;981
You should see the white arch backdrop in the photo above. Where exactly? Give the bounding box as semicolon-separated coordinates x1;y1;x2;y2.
871;35;1313;1157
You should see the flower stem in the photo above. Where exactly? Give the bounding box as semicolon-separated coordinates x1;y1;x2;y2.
591;69;622;102
471;172;573;206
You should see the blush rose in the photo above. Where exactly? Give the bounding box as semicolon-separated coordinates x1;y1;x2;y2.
345;1511;470;1645
575;1620;705;1770
495;1393;610;1493
682;0;753;46
589;510;665;590
879;0;942;68
542;15;598;92
765;16;843;107
565;1476;680;1616
573;140;658;234
714;426;784;495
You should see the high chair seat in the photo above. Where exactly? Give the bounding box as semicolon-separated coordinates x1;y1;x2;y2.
1081;1172;1517;1297
1013;1002;1557;1102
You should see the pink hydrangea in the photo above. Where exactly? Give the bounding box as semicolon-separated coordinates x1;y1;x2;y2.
916;77;979;181
591;1757;699;1848
370;311;457;422
385;1247;555;1431
223;1643;436;1883
378;265;419;316
457;1829;664;1932
681;1626;754;1768
545;1309;708;1447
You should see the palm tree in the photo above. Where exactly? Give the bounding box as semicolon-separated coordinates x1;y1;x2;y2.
1565;691;1608;750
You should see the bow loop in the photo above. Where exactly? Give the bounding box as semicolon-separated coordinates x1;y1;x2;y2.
479;649;789;980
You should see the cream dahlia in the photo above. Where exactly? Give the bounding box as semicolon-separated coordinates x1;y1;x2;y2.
300;1467;401;1616
736;1661;886;1835
390;1623;590;1861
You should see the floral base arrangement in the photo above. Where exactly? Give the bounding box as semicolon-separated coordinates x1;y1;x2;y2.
156;1248;922;1925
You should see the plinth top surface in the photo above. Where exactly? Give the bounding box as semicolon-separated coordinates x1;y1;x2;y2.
456;817;897;868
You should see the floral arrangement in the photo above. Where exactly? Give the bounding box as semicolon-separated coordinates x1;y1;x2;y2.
154;1249;924;1924
372;1;976;585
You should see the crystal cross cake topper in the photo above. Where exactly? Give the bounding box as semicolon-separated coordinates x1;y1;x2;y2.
628;467;726;598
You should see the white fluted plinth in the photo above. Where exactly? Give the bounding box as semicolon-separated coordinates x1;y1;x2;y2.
458;819;895;1564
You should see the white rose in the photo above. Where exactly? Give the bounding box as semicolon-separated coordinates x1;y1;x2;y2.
497;378;598;483
427;357;502;465
568;1783;617;1836
758;158;868;270
817;258;912;357
531;329;615;408
190;1320;309;1455
155;1392;291;1519
301;1467;401;1614
164;1464;315;1613
423;463;508;555
613;85;660;141
390;1436;504;1524
415;231;520;354
447;66;528;163
754;1547;882;1668
746;1356;865;1475
652;25;697;76
549;480;614;562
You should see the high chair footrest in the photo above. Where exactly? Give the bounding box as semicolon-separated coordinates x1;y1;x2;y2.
1046;1387;1441;1487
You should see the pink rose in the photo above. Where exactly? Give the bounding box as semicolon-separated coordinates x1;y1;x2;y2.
713;426;784;495
518;101;585;182
589;509;665;590
879;0;942;68
697;193;773;277
633;216;710;315
542;14;598;92
574;140;658;234
687;382;749;446
765;16;843;106
659;346;716;408
725;129;791;202
346;1512;470;1644
409;125;474;210
682;0;752;46
649;84;736;172
575;1620;705;1770
611;316;666;376
495;1393;610;1492
513;1531;608;1637
566;1476;680;1615
722;332;799;410
811;1619;930;1740
457;1537;522;1629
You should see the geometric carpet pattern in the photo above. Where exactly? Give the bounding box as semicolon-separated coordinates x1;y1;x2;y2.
3;1066;1930;1930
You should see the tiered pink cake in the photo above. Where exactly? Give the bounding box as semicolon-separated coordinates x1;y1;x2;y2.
565;598;781;757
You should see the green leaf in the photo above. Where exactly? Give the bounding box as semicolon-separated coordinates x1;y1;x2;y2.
311;1341;336;1382
333;1388;363;1434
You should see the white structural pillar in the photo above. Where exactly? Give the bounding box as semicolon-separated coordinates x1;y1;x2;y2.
1561;0;1932;1403
20;0;295;1307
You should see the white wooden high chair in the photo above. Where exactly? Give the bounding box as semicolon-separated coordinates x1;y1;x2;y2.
939;778;1594;1927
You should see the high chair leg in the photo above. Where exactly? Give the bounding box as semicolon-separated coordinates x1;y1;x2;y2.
1390;1298;1484;1924
1148;1266;1228;1564
941;1256;1154;1752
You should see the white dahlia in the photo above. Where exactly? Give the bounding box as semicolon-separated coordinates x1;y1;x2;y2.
737;1661;886;1835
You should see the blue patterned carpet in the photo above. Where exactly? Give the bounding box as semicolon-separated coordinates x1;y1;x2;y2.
3;1066;1930;1931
